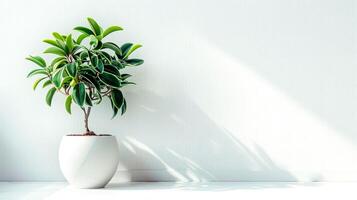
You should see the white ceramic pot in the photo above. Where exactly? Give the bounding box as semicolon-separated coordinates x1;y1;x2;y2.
59;135;119;189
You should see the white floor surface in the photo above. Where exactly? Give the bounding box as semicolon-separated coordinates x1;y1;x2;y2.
0;182;356;200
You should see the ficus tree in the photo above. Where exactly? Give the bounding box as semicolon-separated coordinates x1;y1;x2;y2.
26;17;143;135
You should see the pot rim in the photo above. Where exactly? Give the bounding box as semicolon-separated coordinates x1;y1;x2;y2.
63;135;115;137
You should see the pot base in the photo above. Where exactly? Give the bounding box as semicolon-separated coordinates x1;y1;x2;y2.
59;135;119;189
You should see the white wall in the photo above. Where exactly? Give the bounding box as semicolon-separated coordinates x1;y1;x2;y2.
0;0;357;181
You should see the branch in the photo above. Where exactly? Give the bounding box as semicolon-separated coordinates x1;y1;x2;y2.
65;86;71;94
81;107;87;116
100;87;110;94
87;107;91;117
101;87;112;97
57;89;68;96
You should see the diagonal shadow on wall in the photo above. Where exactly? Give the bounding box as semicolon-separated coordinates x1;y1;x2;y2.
105;89;296;183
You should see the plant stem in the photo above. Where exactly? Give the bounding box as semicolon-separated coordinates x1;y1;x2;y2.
101;87;112;97
81;107;93;134
57;89;68;96
86;107;91;132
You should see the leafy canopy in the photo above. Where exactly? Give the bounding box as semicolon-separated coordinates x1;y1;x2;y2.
27;17;143;118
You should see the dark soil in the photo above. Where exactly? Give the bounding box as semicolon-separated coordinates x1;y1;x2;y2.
67;131;112;136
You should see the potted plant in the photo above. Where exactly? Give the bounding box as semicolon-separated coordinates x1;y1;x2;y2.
26;17;143;188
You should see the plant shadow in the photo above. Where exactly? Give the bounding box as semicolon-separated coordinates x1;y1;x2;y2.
96;89;297;187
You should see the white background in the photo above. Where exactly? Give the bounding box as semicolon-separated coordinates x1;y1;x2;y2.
0;0;356;181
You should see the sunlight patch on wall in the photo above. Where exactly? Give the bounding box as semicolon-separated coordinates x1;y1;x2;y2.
180;32;357;181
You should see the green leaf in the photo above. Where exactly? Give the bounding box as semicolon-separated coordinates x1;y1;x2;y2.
52;32;64;41
121;43;132;57
99;72;121;88
70;78;78;87
121;81;136;86
121;99;127;115
43;39;62;49
50;56;66;65
104;64;120;76
60;76;72;87
111;89;124;109
111;60;124;69
96;59;104;73
76;34;89;44
80;51;89;61
87;17;102;35
96;35;103;41
81;74;101;92
89;35;99;48
53;61;66;71
65;95;72;114
123;44;142;59
55;39;67;51
72;46;81;54
42;80;52;88
89;35;103;50
102;26;123;38
27;69;47;78
52;68;64;88
66;63;77;77
98;51;112;62
85;93;93;106
102;42;122;56
110;97;119;119
94;40;103;50
90;55;103;73
46;87;57;106
72;82;86;107
90;55;98;67
74;26;94;35
126;59;144;66
81;67;96;76
120;74;132;80
44;47;66;56
33;77;46;90
51;57;67;71
66;34;74;52
26;56;46;68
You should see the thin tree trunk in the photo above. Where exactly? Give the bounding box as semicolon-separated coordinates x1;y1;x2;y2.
82;107;94;135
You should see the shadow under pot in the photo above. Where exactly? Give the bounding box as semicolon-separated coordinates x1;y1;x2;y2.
59;135;119;189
